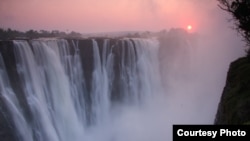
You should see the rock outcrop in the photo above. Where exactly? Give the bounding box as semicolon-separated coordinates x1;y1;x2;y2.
215;57;250;124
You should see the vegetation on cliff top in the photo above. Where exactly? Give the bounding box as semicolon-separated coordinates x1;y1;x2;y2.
0;28;82;40
215;0;250;124
218;0;250;56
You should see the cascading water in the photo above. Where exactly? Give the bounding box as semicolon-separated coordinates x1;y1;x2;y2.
0;29;235;141
0;37;163;141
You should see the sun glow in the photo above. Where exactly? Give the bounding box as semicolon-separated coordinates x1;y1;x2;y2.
187;25;192;31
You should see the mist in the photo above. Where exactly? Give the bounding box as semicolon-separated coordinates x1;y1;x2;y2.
80;30;245;141
0;0;247;141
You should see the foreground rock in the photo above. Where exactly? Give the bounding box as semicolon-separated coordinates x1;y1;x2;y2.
215;57;250;124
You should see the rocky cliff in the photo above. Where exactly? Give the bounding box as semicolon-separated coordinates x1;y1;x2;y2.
215;57;250;124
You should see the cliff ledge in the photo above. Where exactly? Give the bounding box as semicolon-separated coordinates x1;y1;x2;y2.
215;57;250;124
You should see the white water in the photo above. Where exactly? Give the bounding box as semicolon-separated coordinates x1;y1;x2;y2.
0;38;165;141
0;32;243;141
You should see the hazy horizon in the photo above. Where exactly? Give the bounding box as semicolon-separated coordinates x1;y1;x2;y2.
0;0;233;34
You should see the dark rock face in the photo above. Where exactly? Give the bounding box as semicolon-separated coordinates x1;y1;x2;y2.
0;41;17;141
215;57;250;124
0;112;16;141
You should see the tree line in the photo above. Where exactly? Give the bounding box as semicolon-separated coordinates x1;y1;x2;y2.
218;0;250;56
0;28;82;40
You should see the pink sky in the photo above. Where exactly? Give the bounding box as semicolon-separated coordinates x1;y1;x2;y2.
0;0;229;33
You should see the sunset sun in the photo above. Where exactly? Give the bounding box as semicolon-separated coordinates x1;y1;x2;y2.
187;25;192;31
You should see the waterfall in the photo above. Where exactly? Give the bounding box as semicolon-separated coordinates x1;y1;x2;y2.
0;38;162;141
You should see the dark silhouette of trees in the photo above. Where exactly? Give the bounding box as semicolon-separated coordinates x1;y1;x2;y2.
0;28;25;39
0;28;82;40
218;0;250;54
26;29;40;38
